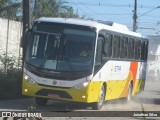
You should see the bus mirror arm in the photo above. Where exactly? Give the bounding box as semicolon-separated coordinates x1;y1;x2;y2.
21;29;31;65
20;29;31;48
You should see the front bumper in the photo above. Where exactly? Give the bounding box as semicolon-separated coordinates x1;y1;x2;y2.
22;77;102;103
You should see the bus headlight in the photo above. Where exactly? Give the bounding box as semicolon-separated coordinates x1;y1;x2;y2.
24;75;36;84
74;81;89;89
24;75;29;80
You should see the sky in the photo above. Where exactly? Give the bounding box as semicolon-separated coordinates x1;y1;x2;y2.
66;0;160;36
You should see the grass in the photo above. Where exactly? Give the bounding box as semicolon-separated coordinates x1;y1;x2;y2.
0;53;25;100
0;68;23;100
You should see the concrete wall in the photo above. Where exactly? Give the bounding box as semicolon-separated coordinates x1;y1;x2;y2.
147;35;160;81
148;35;160;55
0;18;22;67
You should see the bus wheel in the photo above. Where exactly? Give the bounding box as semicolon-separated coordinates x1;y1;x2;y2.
35;97;48;106
92;85;105;110
127;83;133;101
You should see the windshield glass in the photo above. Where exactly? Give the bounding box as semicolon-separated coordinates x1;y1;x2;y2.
26;32;60;69
25;24;96;73
57;29;95;72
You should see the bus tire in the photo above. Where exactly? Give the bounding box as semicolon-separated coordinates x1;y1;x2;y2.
92;85;105;110
127;82;133;101
35;97;48;106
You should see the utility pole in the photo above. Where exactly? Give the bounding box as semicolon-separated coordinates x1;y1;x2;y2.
22;0;30;64
23;0;31;36
133;0;137;32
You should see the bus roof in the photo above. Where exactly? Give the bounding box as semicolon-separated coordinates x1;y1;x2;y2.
36;17;142;37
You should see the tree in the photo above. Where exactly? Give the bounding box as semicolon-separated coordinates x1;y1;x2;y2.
0;0;21;21
32;0;78;20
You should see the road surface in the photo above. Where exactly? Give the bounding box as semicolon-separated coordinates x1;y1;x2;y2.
0;80;160;119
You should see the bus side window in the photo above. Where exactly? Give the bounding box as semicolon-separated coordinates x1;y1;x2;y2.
144;40;148;60
120;37;128;58
141;41;145;60
103;34;112;58
95;36;104;73
112;35;120;58
128;38;135;59
134;39;141;59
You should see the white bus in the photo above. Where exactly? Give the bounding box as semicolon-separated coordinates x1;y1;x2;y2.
21;18;148;110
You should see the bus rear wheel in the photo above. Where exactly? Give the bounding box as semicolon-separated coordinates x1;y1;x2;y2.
92;85;105;110
35;97;48;106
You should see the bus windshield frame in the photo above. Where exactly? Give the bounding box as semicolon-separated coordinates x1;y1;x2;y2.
25;22;96;76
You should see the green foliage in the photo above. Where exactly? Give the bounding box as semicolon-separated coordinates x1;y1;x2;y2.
0;53;23;100
0;0;22;21
0;0;79;21
32;0;78;20
1;53;15;70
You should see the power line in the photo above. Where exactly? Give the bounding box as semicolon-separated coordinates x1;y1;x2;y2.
68;0;160;34
139;27;155;30
139;19;160;23
138;14;160;18
138;21;158;24
76;0;106;20
138;6;160;18
77;12;132;16
71;0;133;20
67;2;156;9
70;0;92;18
67;2;130;7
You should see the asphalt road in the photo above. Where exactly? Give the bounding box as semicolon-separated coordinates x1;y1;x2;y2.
0;80;160;119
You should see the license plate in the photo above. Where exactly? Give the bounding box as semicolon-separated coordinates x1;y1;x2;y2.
48;93;60;98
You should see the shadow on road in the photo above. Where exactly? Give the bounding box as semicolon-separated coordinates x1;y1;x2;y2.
0;98;133;111
37;100;92;111
133;97;160;105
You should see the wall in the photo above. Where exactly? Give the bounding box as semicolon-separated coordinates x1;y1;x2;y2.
147;35;160;81
0;18;22;68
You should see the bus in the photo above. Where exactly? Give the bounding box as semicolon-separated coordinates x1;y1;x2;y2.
21;18;148;110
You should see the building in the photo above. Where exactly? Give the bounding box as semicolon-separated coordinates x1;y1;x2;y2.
147;35;160;81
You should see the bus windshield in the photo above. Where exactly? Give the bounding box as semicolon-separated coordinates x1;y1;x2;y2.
25;24;96;73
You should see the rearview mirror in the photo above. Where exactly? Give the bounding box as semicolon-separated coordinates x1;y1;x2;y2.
20;29;31;48
21;29;31;64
